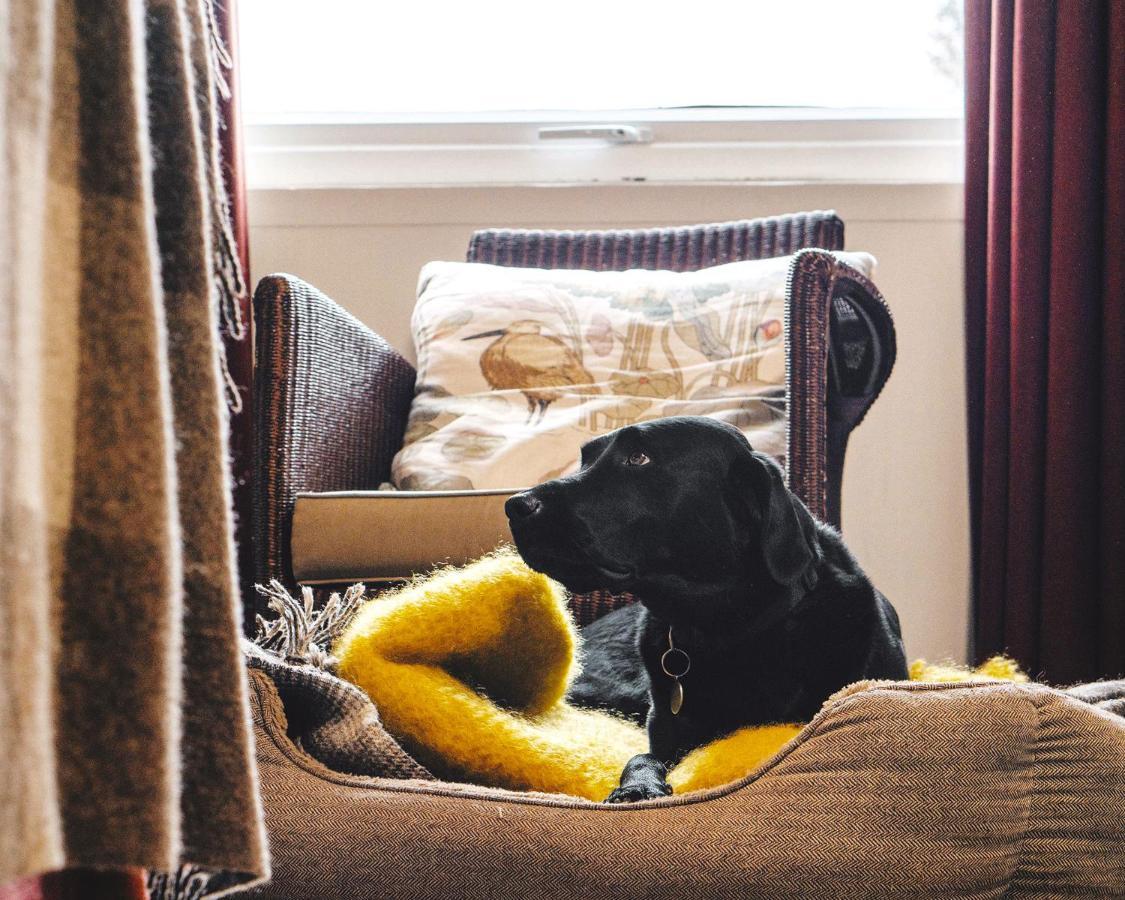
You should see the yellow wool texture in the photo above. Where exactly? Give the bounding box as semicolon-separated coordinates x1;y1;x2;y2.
334;551;646;799
336;551;1027;801
667;724;803;793
909;655;1028;683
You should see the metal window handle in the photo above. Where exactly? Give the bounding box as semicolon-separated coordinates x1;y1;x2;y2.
537;125;653;144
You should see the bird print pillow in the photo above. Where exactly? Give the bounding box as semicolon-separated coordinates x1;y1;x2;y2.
390;252;875;490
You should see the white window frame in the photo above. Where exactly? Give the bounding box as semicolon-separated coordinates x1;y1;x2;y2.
244;108;964;191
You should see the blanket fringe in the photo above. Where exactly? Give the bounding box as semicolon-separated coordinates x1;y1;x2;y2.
254;580;368;670
146;866;213;900
200;0;247;413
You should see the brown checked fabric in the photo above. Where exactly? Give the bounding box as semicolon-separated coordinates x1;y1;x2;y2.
244;643;430;782
1;0;266;890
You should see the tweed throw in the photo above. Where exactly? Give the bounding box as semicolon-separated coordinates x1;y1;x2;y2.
0;0;266;891
245;641;431;782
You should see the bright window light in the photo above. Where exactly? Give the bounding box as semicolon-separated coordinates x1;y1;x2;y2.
238;0;963;120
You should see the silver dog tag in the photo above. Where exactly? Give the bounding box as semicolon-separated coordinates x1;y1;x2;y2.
670;680;684;715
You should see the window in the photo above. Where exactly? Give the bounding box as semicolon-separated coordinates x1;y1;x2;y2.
238;0;963;188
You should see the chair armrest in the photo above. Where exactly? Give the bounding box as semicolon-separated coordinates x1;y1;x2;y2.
786;252;896;529
252;274;415;590
825;262;896;528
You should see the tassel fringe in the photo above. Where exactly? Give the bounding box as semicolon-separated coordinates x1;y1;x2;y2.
254;580;369;670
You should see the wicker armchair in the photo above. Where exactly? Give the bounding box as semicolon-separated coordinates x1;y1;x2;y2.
251;211;894;623
244;215;1125;900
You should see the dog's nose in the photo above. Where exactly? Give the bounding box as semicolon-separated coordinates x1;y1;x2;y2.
506;492;543;520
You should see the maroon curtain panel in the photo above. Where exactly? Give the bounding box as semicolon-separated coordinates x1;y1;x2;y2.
965;0;1125;683
0;869;147;900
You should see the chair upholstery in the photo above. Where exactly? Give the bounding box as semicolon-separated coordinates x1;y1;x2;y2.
250;212;894;626
252;275;416;597
467;211;845;271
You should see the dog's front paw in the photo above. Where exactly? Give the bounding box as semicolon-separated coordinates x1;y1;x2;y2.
604;781;673;804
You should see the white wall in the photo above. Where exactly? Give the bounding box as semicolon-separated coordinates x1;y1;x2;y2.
248;182;970;663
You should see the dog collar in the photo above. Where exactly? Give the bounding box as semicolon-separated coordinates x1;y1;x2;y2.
661;627;691;715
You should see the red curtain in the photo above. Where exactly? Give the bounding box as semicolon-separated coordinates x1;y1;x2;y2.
0;870;146;900
965;0;1125;683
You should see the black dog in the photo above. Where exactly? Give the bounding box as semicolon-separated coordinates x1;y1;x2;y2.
505;416;907;802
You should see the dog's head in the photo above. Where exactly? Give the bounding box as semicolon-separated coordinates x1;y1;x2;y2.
505;416;821;628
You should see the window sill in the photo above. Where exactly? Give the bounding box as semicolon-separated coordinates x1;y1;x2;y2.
245;108;963;191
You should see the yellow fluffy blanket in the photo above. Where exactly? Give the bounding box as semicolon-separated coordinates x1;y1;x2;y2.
335;552;1025;801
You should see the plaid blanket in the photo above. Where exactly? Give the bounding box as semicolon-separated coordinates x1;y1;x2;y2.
244;642;430;781
1;0;265;892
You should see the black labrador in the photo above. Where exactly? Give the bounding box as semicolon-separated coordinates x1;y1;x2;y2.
505;416;907;803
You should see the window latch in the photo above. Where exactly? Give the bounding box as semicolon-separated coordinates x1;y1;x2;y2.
537;125;653;144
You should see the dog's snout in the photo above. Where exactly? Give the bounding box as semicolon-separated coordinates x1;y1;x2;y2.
506;492;543;520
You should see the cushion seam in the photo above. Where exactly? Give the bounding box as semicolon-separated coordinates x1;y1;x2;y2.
1003;692;1045;899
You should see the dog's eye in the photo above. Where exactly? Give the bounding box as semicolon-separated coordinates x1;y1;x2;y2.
625;451;651;467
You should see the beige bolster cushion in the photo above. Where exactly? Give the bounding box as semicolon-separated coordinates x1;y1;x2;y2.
291;490;516;584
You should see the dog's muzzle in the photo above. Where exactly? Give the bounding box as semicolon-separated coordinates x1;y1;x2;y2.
506;489;636;590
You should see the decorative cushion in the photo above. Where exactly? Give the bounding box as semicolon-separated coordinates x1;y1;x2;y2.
391;253;874;490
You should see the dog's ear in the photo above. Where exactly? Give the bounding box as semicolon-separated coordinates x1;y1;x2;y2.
731;448;820;588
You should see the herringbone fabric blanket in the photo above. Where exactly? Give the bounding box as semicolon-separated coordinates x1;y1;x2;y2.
244;641;431;782
0;0;267;891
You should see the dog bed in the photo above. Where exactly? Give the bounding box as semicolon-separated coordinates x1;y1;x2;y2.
333;551;1028;801
244;654;1125;899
